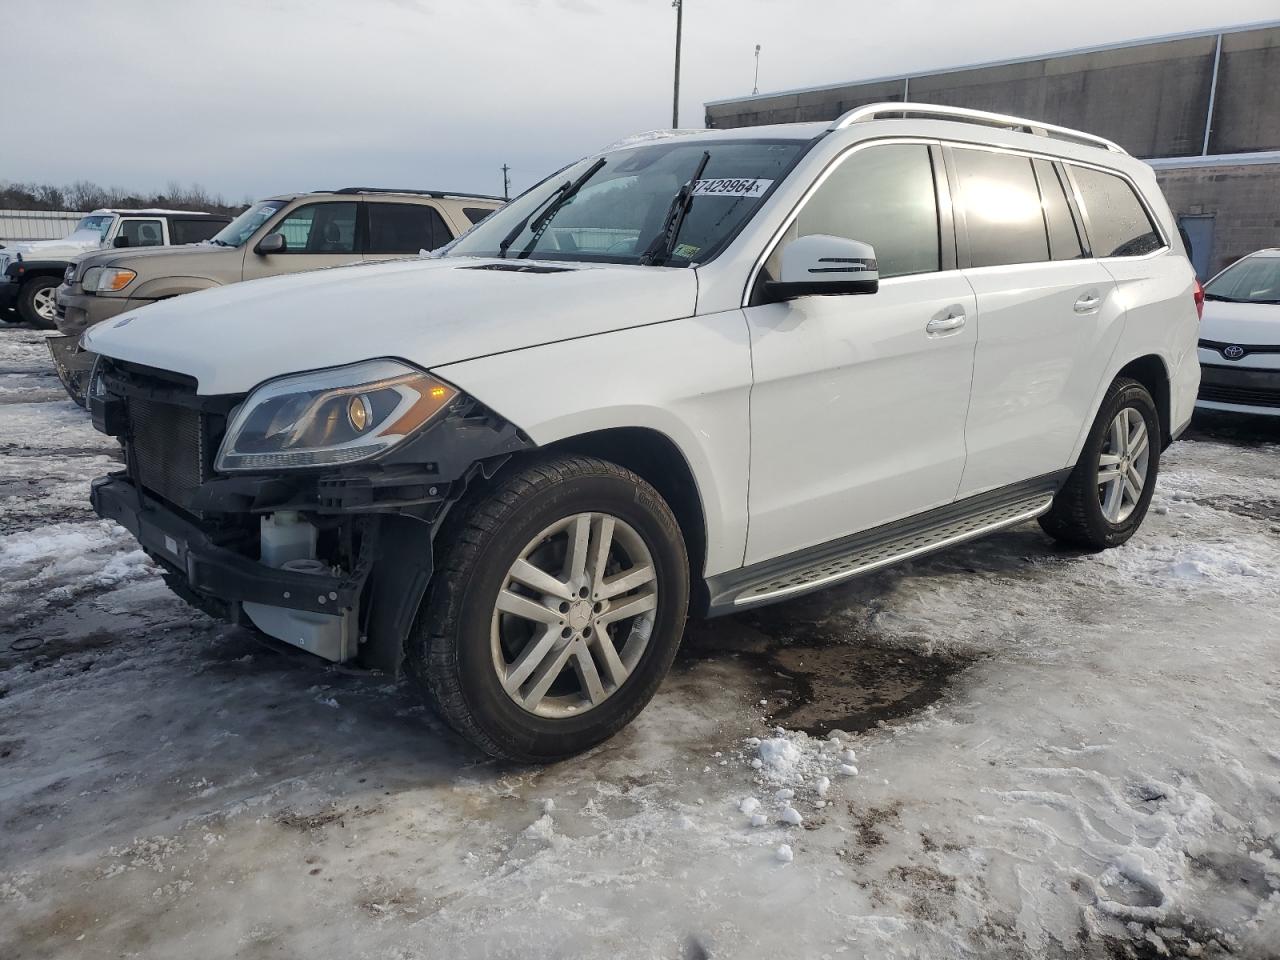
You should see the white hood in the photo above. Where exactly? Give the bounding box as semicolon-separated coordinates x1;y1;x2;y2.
1199;299;1280;346
9;229;104;261
84;257;699;394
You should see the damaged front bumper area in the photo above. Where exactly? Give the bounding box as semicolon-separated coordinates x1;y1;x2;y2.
89;358;531;671
93;476;366;660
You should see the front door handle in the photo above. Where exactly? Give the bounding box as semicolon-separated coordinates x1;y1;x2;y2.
926;309;966;335
1074;292;1102;313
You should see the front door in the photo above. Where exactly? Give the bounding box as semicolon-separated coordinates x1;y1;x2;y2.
242;200;361;280
743;141;976;566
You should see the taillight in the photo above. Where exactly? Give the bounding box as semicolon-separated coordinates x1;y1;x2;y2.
1193;278;1204;321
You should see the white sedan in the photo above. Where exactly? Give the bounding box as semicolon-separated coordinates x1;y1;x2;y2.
1197;248;1280;416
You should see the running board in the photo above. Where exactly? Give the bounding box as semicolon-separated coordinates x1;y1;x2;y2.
705;472;1066;615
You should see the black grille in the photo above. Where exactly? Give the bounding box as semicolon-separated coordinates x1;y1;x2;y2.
1198;383;1280;409
127;398;208;511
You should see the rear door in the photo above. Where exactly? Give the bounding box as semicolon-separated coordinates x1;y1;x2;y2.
363;201;453;261
952;146;1124;498
242;200;361;280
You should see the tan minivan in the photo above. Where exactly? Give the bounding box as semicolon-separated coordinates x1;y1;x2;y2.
49;188;501;401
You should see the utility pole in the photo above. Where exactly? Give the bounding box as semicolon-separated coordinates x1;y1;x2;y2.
671;0;683;127
501;164;510;201
752;44;761;95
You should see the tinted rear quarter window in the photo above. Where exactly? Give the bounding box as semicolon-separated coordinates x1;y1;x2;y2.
463;206;494;225
952;148;1049;268
1070;166;1163;258
770;142;940;279
367;203;451;254
170;219;225;244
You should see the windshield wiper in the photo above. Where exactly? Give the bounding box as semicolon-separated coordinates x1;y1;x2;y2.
639;150;711;267
497;158;606;260
1203;293;1240;302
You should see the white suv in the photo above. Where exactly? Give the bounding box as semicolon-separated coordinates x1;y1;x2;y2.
83;104;1201;761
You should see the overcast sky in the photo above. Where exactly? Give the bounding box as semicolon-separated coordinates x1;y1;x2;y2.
3;0;1276;203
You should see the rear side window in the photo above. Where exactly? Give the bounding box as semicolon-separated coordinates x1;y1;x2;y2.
768;142;940;280
463;206;494;225
1033;160;1084;261
1070;166;1163;258
170;219;224;244
952;148;1048;268
366;203;451;254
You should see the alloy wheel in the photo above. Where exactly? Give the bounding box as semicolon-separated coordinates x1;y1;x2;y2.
490;512;658;718
33;286;57;322
1097;406;1150;524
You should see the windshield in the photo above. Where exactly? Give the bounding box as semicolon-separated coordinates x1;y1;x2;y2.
446;138;806;265
208;200;287;248
75;215;115;240
1205;255;1280;304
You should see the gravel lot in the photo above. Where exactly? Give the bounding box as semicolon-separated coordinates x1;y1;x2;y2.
2;322;1279;959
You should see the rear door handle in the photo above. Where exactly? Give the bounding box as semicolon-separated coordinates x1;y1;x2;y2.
926;309;966;335
1074;292;1102;313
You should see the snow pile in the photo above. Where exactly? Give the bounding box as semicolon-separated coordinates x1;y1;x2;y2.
1084;537;1277;596
0;520;155;623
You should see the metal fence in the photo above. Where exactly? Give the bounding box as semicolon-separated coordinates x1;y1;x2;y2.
0;209;88;244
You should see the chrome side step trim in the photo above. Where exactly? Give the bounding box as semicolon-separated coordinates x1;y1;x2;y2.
733;498;1051;607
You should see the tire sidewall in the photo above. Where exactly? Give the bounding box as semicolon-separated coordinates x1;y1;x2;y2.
1079;382;1161;547
429;469;689;760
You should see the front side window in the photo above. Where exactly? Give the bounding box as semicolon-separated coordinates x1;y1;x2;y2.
766;142;940;280
119;219;164;247
953;148;1049;268
208;201;287;248
267;202;358;254
1070;166;1163;258
1204;255;1280;304
367;203;450;254
463;206;495;225
447;138;805;265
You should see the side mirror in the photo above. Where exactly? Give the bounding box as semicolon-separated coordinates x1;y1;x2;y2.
764;234;879;302
255;232;286;255
112;235;130;248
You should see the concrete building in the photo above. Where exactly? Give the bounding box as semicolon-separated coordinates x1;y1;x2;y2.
705;21;1280;277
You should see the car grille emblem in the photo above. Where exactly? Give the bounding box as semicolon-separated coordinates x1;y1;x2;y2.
1221;344;1246;361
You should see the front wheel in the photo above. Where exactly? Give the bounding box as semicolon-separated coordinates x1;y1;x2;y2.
17;276;60;328
407;455;690;762
1039;377;1160;550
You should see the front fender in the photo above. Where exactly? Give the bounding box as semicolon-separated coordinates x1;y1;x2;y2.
433;310;754;578
130;275;222;301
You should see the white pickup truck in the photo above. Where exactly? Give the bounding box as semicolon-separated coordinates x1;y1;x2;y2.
1;208;229;326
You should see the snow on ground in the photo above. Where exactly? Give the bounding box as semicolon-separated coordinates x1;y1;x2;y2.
1;320;1279;959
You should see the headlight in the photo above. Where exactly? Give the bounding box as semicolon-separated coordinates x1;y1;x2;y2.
215;359;458;472
87;267;136;293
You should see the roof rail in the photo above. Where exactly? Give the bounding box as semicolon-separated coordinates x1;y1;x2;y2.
830;102;1127;154
326;187;505;201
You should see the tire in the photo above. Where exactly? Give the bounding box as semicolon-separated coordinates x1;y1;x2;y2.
17;276;60;328
406;454;690;762
1039;377;1160;550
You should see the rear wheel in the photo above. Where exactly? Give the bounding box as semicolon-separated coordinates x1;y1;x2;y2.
1039;377;1160;550
17;276;59;328
406;455;690;762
